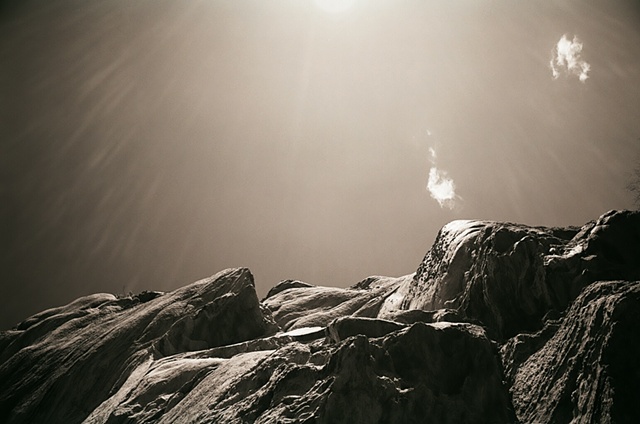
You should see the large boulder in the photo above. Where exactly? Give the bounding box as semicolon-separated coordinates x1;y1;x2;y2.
400;220;572;339
544;209;640;305
504;280;640;423
399;210;640;340
0;268;278;424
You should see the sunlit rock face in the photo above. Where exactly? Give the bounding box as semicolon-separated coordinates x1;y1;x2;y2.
403;219;575;340
404;210;640;340
403;221;577;337
0;268;278;423
0;210;638;423
262;275;412;331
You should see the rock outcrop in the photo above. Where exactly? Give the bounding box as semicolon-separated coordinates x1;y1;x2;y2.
0;210;638;423
400;220;572;340
503;280;640;423
400;210;640;340
0;268;278;423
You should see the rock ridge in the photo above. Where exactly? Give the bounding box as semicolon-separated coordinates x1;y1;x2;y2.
0;210;638;423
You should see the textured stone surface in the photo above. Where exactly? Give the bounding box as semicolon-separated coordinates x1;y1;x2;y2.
504;280;640;424
262;275;411;331
77;321;514;424
163;322;512;424
1;210;639;423
403;210;640;340
403;219;575;340
0;268;277;423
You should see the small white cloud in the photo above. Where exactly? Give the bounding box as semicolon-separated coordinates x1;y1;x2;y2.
426;146;461;210
427;167;458;210
578;62;590;82
550;34;591;83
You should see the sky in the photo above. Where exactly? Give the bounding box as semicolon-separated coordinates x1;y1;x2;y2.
2;0;640;330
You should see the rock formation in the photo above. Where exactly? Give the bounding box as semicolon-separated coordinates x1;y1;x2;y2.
0;210;638;423
502;280;640;423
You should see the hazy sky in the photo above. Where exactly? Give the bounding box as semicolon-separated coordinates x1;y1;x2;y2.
2;0;640;330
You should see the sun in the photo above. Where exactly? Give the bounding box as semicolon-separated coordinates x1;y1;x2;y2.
314;0;357;14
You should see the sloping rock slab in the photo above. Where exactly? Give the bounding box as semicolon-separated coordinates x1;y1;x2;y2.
262;275;411;331
0;268;277;424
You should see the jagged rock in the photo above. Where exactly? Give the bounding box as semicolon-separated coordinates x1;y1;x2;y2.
399;220;567;339
544;210;640;304
499;319;561;386
91;322;513;424
307;322;516;423
1;210;638;423
400;210;640;340
505;280;640;423
0;268;278;424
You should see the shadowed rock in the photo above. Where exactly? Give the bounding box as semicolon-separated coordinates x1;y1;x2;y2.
326;316;405;343
504;280;640;423
1;210;638;423
101;322;514;424
311;322;516;423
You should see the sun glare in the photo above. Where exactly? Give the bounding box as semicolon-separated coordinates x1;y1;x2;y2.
314;0;357;14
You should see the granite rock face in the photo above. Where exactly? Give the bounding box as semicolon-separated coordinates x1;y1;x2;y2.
503;280;640;423
0;210;638;423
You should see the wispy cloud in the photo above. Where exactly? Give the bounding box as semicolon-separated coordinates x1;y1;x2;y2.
428;147;437;161
426;146;460;210
550;34;591;83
